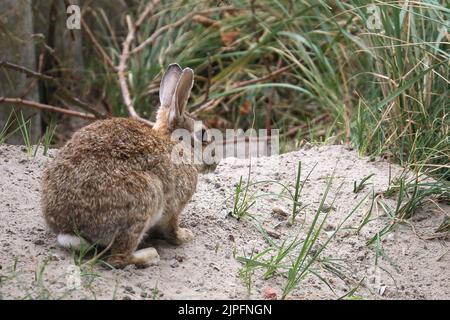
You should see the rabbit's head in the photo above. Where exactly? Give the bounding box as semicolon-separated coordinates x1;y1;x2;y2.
154;64;217;172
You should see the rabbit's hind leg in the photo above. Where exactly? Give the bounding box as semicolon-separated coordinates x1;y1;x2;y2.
107;212;161;268
158;214;194;246
107;230;160;268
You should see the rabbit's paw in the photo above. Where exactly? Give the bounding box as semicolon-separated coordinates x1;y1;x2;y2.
107;248;160;269
175;227;194;244
132;247;160;267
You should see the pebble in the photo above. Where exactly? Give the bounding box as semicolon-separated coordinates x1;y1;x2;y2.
271;205;289;219
265;228;281;239
321;203;336;213
174;255;185;263
124;286;135;294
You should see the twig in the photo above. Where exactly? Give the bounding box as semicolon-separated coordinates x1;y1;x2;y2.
191;64;293;116
232;65;292;87
191;97;225;116
0;61;54;82
191;53;213;110
0;97;97;120
263;58;282;130
81;18;116;70
130;6;236;55
0;61;105;119
250;0;261;43
117;1;160;127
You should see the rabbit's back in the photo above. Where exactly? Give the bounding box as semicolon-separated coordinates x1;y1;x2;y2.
41;118;174;244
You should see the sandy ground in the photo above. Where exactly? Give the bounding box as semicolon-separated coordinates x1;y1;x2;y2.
0;143;448;300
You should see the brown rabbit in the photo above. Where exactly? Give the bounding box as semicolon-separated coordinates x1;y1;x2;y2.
41;64;215;268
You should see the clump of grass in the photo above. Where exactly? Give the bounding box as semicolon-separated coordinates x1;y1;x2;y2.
0;111;22;144
0;110;55;157
365;172;449;246
41;122;56;156
289;162;315;224
229;161;315;224
353;173;375;194
237;174;371;299
384;173;448;220
230;175;256;220
14;110;33;156
151;282;160;300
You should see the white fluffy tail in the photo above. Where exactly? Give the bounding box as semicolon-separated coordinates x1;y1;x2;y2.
57;234;90;251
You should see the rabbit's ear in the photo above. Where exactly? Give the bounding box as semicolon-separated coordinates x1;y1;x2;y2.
169;68;194;124
159;63;182;108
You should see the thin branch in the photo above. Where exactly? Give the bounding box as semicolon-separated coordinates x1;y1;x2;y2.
117;1;160;127
191;97;225;116
264;58;282;130
232;65;292;87
205;53;213;103
0;61;106;119
130;6;236;56
191;64;293;116
191;53;213;109
81;18;116;70
0;61;54;81
0;97;97;120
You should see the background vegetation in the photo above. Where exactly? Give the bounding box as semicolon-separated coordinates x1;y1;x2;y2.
1;0;449;181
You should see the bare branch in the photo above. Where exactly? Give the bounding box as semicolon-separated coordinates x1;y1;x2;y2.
0;97;97;120
191;65;293;116
232;65;292;87
81;18;116;70
0;61;54;81
191;97;225;116
117;0;160;127
0;61;106;119
191;53;213;110
130;6;236;56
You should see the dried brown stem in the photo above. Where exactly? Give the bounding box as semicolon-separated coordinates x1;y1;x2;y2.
81;18;116;70
192;65;293;116
232;65;292;88
0;61;54;81
117;1;160;127
0;61;105;119
0;97;97;120
130;6;236;55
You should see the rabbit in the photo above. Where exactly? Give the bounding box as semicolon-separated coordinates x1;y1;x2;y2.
41;64;216;268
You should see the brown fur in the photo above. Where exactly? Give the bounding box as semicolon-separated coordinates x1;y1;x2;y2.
41;64;213;268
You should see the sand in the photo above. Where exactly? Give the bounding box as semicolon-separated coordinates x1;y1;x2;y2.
0;143;448;300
